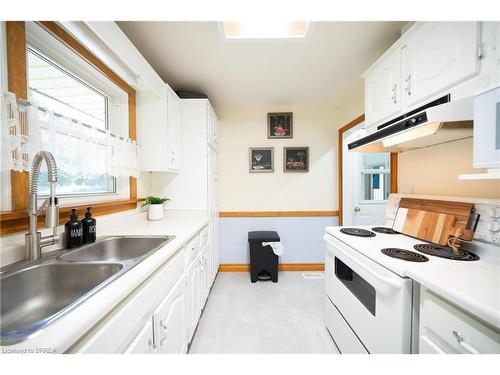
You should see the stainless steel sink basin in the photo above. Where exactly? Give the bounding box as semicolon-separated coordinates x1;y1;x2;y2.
1;235;175;345
58;236;172;262
1;262;123;344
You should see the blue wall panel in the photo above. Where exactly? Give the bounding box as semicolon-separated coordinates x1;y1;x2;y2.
219;216;338;264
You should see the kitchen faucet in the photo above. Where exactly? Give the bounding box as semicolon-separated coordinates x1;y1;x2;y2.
25;151;60;261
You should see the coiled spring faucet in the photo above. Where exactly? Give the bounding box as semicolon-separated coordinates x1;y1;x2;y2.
25;151;60;261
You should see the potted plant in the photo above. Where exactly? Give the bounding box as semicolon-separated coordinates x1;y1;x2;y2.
141;196;170;221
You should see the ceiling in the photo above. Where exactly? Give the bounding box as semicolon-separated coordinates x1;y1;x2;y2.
117;22;407;109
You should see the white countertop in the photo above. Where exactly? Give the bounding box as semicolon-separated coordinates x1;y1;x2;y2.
1;209;209;353
325;226;500;330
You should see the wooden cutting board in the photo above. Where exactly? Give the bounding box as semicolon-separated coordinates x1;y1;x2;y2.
393;198;474;245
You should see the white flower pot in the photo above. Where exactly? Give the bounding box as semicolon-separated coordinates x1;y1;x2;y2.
147;204;164;221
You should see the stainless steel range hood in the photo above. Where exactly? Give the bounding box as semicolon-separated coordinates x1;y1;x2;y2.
348;96;473;153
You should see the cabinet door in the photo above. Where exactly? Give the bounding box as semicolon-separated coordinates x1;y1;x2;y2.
365;47;403;126
153;276;187;354
166;87;181;172
185;256;201;342
124;320;155;354
404;22;480;107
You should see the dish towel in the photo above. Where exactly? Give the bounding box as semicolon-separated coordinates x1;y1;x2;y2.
262;241;284;256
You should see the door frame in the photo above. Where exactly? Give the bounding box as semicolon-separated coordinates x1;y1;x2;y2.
338;114;398;225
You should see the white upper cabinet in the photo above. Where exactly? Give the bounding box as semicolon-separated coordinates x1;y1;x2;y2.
166;86;181;172
403;22;481;107
137;84;182;173
363;22;486;128
365;48;403;125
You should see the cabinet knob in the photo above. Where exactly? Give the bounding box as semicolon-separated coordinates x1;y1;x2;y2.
354;206;361;213
452;331;479;354
160;320;168;331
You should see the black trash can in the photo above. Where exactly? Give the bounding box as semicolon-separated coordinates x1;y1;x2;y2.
248;231;280;283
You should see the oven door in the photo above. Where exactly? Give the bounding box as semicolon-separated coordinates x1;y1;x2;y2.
324;234;412;353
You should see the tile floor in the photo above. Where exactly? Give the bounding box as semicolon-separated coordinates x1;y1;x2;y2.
189;272;339;354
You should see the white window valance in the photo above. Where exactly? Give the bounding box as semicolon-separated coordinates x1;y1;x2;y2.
1;91;139;178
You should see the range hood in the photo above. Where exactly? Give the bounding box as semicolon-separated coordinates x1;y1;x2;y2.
348;95;473;153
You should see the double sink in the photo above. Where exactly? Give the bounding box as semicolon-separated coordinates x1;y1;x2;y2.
0;235;175;346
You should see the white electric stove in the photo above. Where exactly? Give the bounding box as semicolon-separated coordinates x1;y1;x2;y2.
323;194;500;354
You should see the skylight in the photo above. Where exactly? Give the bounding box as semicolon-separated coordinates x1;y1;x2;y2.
222;21;310;39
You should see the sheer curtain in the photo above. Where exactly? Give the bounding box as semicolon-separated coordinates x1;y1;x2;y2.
1;90;139;179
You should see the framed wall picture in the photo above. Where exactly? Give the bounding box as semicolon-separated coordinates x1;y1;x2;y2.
249;147;274;173
284;147;309;172
267;112;293;139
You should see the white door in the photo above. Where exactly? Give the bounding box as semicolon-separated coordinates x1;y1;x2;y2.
343;126;391;226
403;22;480;107
365;47;403;126
153;276;187;354
124;320;155;354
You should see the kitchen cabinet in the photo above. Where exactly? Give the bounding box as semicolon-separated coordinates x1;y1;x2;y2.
185;252;201;343
363;22;484;128
365;47;402;126
403;22;480;107
153;275;187;354
124;320;155;354
166;85;181;172
69;223;218;354
137;84;182;173
418;288;500;354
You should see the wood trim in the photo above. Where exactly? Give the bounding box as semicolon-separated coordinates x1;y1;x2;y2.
218;263;325;272
337;114;398;225
6;22;29;211
219;211;339;218
390;152;398;194
36;22;134;95
0;199;139;235
2;21;138;235
338;114;365;225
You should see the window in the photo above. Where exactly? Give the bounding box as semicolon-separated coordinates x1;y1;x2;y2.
360;153;391;201
26;46;118;197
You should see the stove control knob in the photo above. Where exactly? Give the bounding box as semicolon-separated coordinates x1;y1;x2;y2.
488;222;500;233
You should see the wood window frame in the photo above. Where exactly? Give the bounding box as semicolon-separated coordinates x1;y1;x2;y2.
1;21;138;235
338;114;398;225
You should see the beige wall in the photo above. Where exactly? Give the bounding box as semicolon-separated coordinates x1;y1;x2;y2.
398;138;500;199
217;88;364;211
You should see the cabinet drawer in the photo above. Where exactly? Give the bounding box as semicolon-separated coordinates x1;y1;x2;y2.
419;289;500;354
186;234;201;263
199;226;209;248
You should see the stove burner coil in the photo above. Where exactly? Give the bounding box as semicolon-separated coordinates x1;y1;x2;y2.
413;244;479;261
381;248;429;262
371;227;399;234
340;228;376;237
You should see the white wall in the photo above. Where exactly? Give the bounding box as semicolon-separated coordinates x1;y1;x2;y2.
398;138;500;199
217;88;364;212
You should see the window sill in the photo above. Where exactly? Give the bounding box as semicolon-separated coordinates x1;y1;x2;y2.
0;198;140;235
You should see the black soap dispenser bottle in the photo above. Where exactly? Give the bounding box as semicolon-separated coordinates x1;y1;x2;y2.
82;207;96;244
65;208;83;249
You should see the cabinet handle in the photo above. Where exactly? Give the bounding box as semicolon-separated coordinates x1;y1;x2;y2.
452;331;479;354
404;74;412;96
391;84;397;104
160;320;168;331
148;338;157;350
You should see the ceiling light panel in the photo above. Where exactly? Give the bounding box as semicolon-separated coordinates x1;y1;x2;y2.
222;21;310;39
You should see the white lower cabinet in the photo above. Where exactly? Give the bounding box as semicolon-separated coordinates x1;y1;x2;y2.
153;276;187;354
185;252;201;343
124;320;155;354
419;288;500;354
69;224;218;354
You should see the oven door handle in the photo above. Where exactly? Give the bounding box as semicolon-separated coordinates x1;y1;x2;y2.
325;236;403;293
